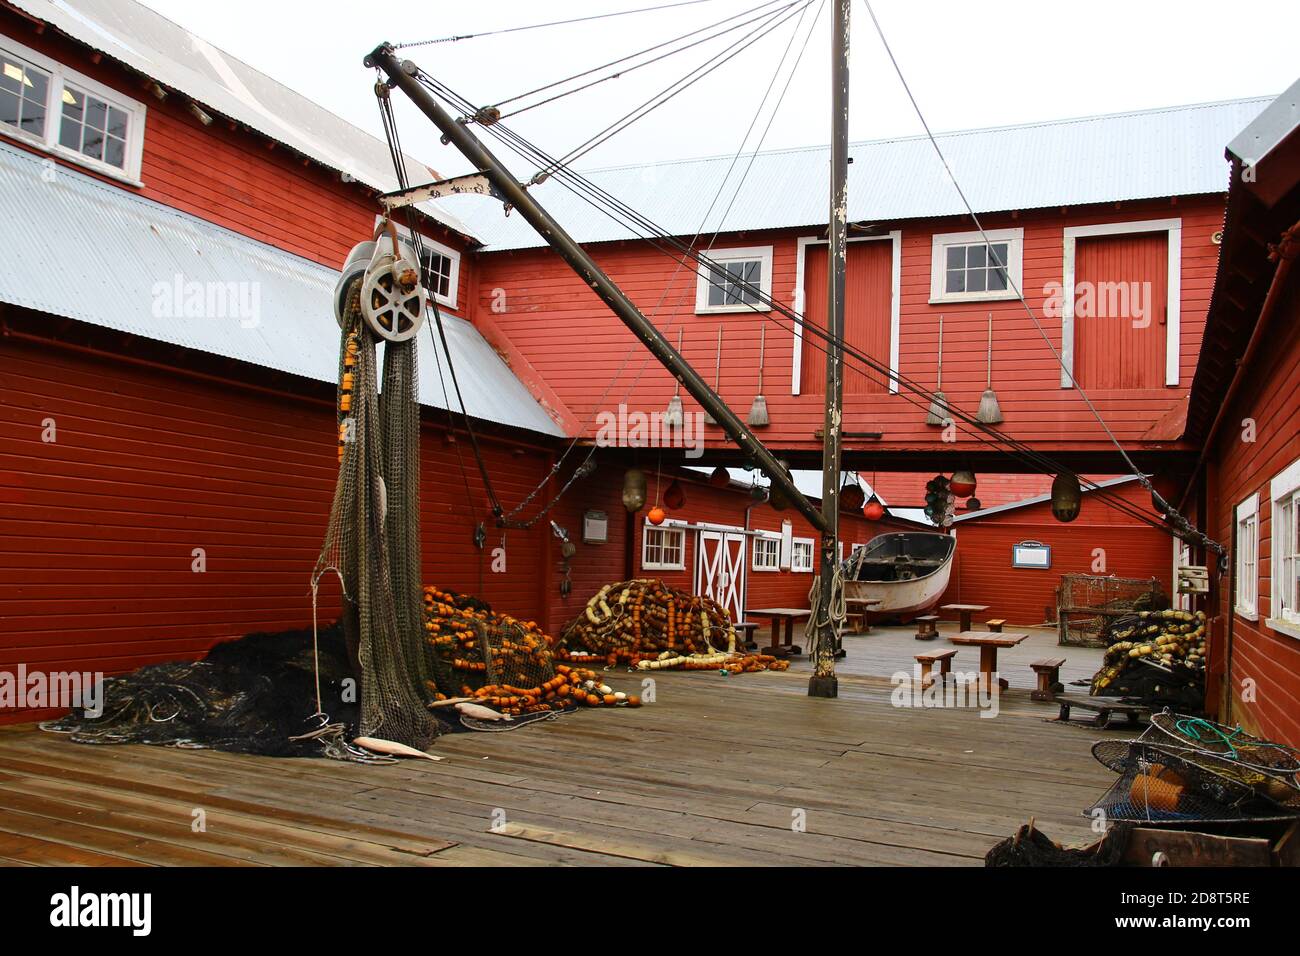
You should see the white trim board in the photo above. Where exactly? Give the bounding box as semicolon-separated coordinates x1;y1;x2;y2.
1060;218;1182;388
791;230;901;395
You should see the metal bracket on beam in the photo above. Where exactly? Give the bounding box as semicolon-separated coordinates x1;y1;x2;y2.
379;172;505;210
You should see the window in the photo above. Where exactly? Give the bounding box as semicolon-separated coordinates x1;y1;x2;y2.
642;523;685;571
791;537;815;573
929;228;1023;303
1235;494;1259;620
1271;458;1300;634
695;246;773;313
59;84;130;169
0;52;50;138
752;533;780;571
419;239;461;309
0;39;145;182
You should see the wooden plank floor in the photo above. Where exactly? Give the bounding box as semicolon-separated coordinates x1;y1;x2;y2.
0;666;1132;866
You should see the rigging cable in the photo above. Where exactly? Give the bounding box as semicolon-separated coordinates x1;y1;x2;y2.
394;0;725;48
494;0;796;119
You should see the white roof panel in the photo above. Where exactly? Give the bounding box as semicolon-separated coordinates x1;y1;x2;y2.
443;97;1272;250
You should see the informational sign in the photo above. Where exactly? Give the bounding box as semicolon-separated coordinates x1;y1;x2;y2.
1013;540;1051;568
583;510;608;544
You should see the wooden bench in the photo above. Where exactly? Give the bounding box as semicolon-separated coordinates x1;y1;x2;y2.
986;618;1006;633
915;648;958;688
1029;657;1066;701
914;614;940;641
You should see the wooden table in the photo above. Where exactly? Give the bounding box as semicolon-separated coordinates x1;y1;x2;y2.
949;630;1028;692
746;608;811;657
941;603;990;633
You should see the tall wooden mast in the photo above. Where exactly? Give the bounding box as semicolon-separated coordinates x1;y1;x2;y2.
808;0;851;699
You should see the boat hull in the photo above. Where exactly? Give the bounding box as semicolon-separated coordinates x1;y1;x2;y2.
843;559;953;615
843;532;956;617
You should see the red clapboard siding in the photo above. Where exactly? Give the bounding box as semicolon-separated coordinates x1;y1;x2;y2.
1073;231;1169;389
474;197;1225;455
800;240;893;394
0;330;556;723
1207;277;1300;747
936;480;1174;626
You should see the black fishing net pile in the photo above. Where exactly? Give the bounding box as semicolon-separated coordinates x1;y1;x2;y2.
985;821;1133;867
41;624;463;757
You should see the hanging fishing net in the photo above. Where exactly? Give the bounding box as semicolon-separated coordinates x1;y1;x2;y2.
1086;713;1300;824
309;278;439;752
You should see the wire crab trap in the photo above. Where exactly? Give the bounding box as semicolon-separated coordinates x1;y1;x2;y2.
1056;574;1166;648
1087;717;1300;825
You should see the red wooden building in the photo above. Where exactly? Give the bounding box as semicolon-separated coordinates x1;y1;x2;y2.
1186;79;1300;747
936;476;1175;626
0;0;1290;739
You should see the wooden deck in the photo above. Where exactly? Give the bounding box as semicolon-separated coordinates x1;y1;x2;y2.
0;665;1131;867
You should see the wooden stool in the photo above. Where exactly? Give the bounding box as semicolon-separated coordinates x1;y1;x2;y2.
914;614;940;641
1030;657;1066;701
986;618;1006;633
915;648;958;688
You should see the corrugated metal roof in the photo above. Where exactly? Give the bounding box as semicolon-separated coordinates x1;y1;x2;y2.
9;0;479;241
0;142;564;437
443;97;1273;251
1227;76;1300;166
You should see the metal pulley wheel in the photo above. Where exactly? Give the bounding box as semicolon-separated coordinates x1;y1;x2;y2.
360;238;425;342
334;240;375;329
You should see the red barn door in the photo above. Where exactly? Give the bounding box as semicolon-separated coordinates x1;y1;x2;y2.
800;240;892;394
1072;232;1169;389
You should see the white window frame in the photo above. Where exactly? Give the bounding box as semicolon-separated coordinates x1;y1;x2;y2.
928;227;1023;305
790;537;815;573
381;219;462;311
1269;457;1300;638
792;231;902;395
417;235;461;310
1234;493;1259;621
0;36;146;184
1060;218;1182;388
642;520;686;572
751;531;781;572
695;245;773;314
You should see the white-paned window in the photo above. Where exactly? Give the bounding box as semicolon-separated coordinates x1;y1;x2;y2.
1271;458;1300;634
752;533;781;571
0;39;145;182
0;51;50;139
1235;494;1259;620
791;537;815;573
642;523;686;571
419;239;461;309
696;246;773;313
929;228;1023;303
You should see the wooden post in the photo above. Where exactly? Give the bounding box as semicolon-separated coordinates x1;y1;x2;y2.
809;0;851;699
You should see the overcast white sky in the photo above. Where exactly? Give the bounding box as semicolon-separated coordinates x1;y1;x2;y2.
137;0;1298;178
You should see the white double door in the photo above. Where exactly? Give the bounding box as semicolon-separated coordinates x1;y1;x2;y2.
695;525;747;624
